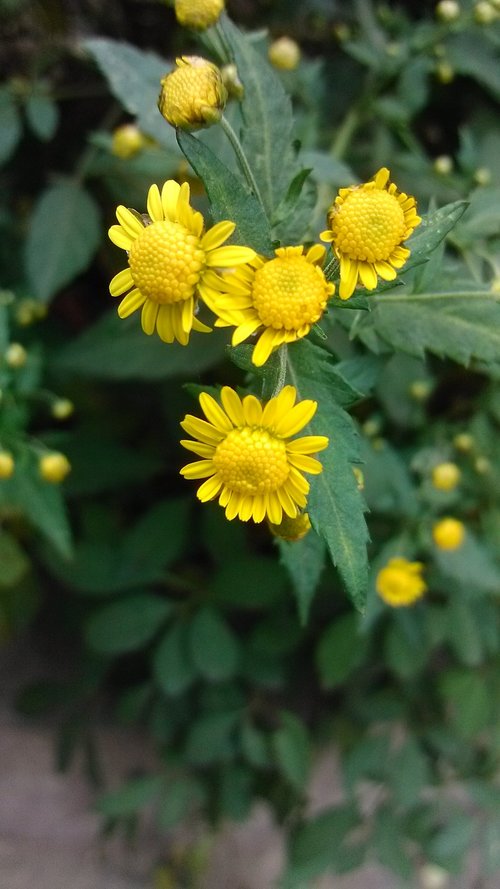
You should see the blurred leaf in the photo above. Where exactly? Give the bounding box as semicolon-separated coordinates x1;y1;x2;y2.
153;621;196;696
278;531;326;625
55;312;227;380
0;460;73;559
85;594;172;654
316;612;367;690
96;775;164;817
287;339;369;610
445;599;485;667
428;814;476;873
83;38;179;152
25;180;101;303
0;531;29;587
0;88;22;165
434;531;500;596
25;93;59;141
272;711;311;792
438;669;492;738
209;555;288;609
403;200;468;274
185;710;240;765
361;439;418;517
385;619;429;679
240;721;269;768
482;814;500;876
176;130;273;254
189;607;240;681
447;32;500;103
157;776;205;829
388;739;431;810
285;805;361;885
60;433;162;498
219;765;253;821
373;807;413;879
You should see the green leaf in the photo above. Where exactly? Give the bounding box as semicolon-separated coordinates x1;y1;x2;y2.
278;531;326;625
219;765;253;821
59;433;162;498
176;130;273;254
189;607;240;681
0;460;72;559
403;200;469;274
434;531;500;596
85;594;172;654
209;555;288;609
445;599;485;667
388;739;431;810
55;312;227;380
438;669;492;738
25;93;59;141
157;776;205;829
373;807;414;879
221;18;300;218
25;180;101;303
287;339;369;610
153;622;196;696
316;612;367;690
96;775;164;817
0;531;30;587
272;711;311;792
428;814;476;873
285;805;360;885
447;32;500;102
360;439;418;517
185;710;240;765
0;88;22;165
83;38;179;152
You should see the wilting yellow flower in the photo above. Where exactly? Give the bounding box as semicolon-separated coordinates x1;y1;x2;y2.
0;450;15;479
268;511;311;541
111;124;147;159
174;0;224;30
431;461;461;491
376;557;427;607
268;37;301;70
202;245;334;366
320;167;421;300
39;452;71;484
180;386;328;524
158;56;227;130
108;181;255;345
432;517;465;550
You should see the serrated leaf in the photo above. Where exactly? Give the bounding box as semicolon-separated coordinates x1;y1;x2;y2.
188;607;240;681
25;180;101;303
403;200;469;274
85;594;172;654
287;340;369;610
25;94;59;141
278;531;326;625
55;312;227;380
83;38;179;151
176;130;272;253
0;88;22;165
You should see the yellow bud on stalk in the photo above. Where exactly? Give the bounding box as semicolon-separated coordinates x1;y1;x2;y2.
435;1;461;22
0;451;15;479
431;461;461;491
453;432;473;453
432;517;465;550
174;0;225;31
436;61;455;83
51;399;75;420
221;64;244;100
111;124;147;159
268;512;312;541
5;342;27;368
268;37;301;71
159;57;227;130
39;452;71;484
474;1;498;24
433;155;453;175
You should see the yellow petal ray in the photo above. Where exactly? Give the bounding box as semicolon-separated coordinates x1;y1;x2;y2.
161;180;181;221
225;492;241;521
147;184;164;223
199;393;233;431
287;435;329;454
374;168;390;188
141;299;159;335
252;327;279;367
288;453;323;474
197;281;223;314
220;387;245;426
242;394;263;425
109;268;134;296
156;304;175;343
181;415;225;444
219;486;232;508
339;255;359;299
116;206;144;238
180;439;216;458
108;225;133;249
266;491;282;525
358;262;378;290
117;288;146;318
273;386;297;418
181;296;194;334
319;229;335;243
284;478;307;509
232;318;261;347
196;474;223;501
180;460;215;479
252;495;267;523
238;495;254;522
289;466;310;494
191;316;212;333
277;486;298;518
273;400;317;437
205;246;256;267
306;244;326;264
171;303;189;345
201;221;235;251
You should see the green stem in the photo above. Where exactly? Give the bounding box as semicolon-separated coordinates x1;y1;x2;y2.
219;113;266;215
330;107;360;160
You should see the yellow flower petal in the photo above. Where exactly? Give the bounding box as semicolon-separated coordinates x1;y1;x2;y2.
147;184;164;223
274;400;317;437
199;392;233;431
108;225;133;250
205;245;256;267
110;268;134;296
117;288;146;318
141;299;159;335
220;387;245;426
242;394;263;425
116;206;144;238
201;220;235;251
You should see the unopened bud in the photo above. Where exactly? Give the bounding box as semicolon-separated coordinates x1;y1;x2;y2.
474;1;498;24
435;1;461;22
433;155;453;175
0;450;15;479
409;379;432;401
111;124;147;159
453;432;474;453
5;342;27;368
39;452;71;484
221;64;244;100
268;512;311;541
473;166;491;186
436;61;455;83
268;37;301;71
51;398;74;420
174;0;225;30
159;57;227;131
474;455;491;474
432;462;461;491
432;517;465;550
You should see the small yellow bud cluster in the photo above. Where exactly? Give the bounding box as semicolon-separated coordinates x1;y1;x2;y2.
431;462;461;491
0;450;15;479
409;380;432;401
174;0;224;31
268;512;312;541
453;432;474;453
268;37;301;71
435;1;461;22
111;124;147;159
432;517;465;550
39;452;71;484
159;56;227;130
15;299;47;326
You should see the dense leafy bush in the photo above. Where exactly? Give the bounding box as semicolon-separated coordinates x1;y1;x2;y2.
1;0;500;884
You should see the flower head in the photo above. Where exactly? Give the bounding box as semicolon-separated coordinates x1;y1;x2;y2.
376;557;427;607
320;167;421;300
202;245;334;366
180;385;328;524
39;452;71;484
432;461;461;491
158;56;227;130
174;0;225;30
268;511;311;541
432;517;465;550
268;37;301;70
108;180;255;345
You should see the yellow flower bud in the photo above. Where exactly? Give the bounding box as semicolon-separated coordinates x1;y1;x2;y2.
51;398;74;420
409;379;432;401
221;63;244;100
352;466;365;491
268;37;301;71
268;512;311;541
15;298;46;326
474;455;491;475
174;0;225;30
431;462;461;491
433;155;453;175
111;124;147;159
435;1;461;22
376;557;427;607
159;56;227;130
453;432;474;453
39;452;71;484
436;61;455;83
0;450;15;479
419;863;450;889
474;1;498;24
432;517;465;550
473;166;491;186
5;342;27;368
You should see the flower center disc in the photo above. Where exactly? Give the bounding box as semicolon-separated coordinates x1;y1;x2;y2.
252;257;328;330
128;220;206;304
330;189;406;262
213;427;290;495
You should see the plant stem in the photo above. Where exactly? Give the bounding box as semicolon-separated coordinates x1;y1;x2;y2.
219;113;266;215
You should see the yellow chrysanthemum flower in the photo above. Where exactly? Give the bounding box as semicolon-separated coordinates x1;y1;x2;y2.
376;557;427;607
432;517;465;550
180;385;328;524
108;180;255;345
431;461;461;491
174;0;225;30
268;511;311;541
201;245;334;367
158;57;227;130
320;167;421;300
